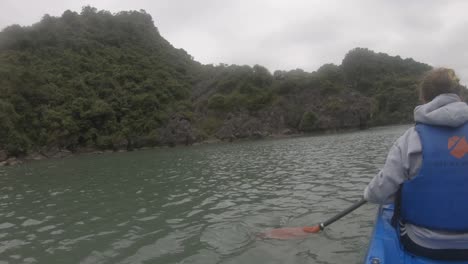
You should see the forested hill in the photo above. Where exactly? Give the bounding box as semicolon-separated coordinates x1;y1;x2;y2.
0;7;199;158
0;7;438;160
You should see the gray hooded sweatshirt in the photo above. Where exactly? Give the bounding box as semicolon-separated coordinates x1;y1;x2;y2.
364;93;468;249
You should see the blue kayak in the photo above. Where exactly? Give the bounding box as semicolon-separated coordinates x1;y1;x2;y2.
364;205;468;264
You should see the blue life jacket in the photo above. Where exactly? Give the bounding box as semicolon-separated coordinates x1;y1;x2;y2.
400;123;468;232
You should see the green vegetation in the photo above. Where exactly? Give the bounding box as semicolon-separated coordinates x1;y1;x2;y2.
341;48;432;124
1;7;457;158
0;7;197;155
299;112;318;132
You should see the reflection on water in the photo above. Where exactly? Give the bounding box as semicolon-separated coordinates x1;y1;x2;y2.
0;125;409;264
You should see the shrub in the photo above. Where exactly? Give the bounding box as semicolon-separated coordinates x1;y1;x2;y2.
299;112;317;132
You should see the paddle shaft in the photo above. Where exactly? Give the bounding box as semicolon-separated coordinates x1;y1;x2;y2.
319;198;367;230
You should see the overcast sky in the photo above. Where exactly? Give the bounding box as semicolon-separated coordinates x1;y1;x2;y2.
1;0;467;85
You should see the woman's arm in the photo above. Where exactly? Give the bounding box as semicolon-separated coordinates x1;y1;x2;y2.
364;127;422;204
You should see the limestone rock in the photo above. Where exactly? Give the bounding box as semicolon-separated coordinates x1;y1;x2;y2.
0;150;7;162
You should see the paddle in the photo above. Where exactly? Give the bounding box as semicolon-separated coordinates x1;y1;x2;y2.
261;198;367;239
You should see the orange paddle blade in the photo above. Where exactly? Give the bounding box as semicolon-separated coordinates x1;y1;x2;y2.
260;226;320;239
303;225;321;233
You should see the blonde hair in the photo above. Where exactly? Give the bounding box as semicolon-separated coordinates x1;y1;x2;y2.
420;68;461;102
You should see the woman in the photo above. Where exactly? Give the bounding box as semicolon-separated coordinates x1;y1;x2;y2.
364;68;468;260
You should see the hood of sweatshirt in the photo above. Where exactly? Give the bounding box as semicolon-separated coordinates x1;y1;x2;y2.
414;93;468;127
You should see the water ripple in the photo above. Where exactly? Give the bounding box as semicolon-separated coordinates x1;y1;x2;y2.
0;125;409;264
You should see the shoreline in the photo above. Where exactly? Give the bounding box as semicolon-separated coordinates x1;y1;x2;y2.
0;123;412;167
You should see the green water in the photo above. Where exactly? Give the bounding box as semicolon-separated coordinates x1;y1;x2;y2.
0;125;409;264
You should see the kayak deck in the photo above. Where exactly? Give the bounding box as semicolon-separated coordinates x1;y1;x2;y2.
365;205;468;264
